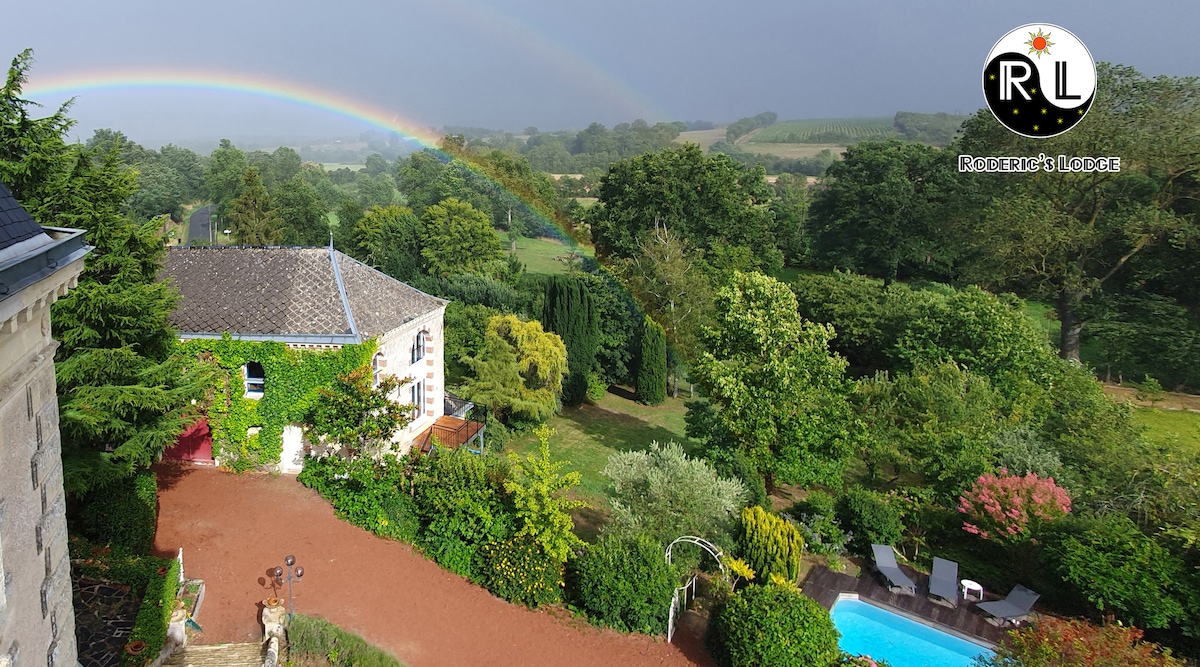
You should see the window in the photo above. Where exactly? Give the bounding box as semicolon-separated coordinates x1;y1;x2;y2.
243;362;265;398
410;381;424;419
372;353;385;388
412;331;426;364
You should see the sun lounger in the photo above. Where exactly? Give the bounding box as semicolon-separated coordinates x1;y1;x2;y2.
871;544;917;594
977;584;1040;625
928;557;959;607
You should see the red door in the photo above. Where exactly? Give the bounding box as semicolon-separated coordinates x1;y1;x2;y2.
165;418;214;462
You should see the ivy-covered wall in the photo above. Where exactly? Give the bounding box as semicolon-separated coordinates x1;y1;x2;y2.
182;335;375;470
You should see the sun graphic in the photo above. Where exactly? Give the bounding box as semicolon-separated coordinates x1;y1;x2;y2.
1025;29;1054;58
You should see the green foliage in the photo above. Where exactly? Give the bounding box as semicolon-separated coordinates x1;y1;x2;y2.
566;533;677;634
838;487;903;557
459;314;568;426
976;616;1184;667
691;271;855;487
227;167;284;245
481;534;564;608
1135;375;1167;406
708;584;841;667
122;557;180;667
603;441;747;546
304;366;412;457
419;197;503;277
444;302;500;382
592;144;781;272
739;506;805;583
990;425;1064;479
182;336;374;470
413;447;514;581
204;138;249;214
635;315;667;405
298;453;411;534
541;275;600;406
725;111;778;142
586;372;608;402
274;175;331;246
788;491;848;556
504;425;586;562
1042;513;1185;629
286;614;405;667
618;226;714;360
79;472;158;555
892;111;969;147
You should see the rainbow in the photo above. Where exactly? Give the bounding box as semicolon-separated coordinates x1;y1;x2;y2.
23;68;584;242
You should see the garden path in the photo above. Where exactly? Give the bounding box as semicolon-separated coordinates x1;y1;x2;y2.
152;462;713;667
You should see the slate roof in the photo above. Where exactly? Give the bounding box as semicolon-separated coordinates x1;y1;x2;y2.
162;247;446;341
0;182;49;251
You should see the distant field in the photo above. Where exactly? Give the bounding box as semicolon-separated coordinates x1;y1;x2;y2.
740;142;846;159
499;232;593;275
321;163;366;172
676;128;727;151
752;118;895;143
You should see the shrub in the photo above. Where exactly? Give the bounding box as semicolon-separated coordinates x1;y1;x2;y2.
121;556;180;666
708;583;840;667
977;616;1183;667
603;441;747;546
1041;513;1185;629
958;470;1070;545
837;487;903;557
481;534;564;608
298;453;409;533
740;506;805;583
378;492;420;543
286;614;404;667
586;372;608;402
79;471;158;555
788;490;847;556
566;533;677;634
989;426;1064;480
635;315;666;405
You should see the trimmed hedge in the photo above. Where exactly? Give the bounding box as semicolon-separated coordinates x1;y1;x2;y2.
79;471;158;554
122;556;180;666
566;533;678;635
708;583;841;667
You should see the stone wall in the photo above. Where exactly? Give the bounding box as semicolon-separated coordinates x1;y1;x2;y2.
0;258;85;667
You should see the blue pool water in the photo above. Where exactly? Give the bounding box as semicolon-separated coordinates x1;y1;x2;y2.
831;598;993;667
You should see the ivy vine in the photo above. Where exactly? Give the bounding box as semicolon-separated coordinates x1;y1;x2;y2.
182;334;376;470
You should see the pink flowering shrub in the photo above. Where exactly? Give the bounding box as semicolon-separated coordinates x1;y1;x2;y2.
958;469;1070;544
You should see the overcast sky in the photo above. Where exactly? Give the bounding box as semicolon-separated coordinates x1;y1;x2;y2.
10;0;1200;147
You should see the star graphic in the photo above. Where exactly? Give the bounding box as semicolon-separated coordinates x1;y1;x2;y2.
1013;109;1019;115
989;74;996;81
1078;109;1084;115
1041;109;1048;114
1031;88;1037;94
1033;125;1040;131
1058;118;1064;124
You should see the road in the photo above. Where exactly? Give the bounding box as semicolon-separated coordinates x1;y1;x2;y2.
187;204;214;245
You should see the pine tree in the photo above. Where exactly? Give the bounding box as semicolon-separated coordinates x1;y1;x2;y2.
636;315;666;405
227;167;283;245
2;51;210;493
541;275;599;406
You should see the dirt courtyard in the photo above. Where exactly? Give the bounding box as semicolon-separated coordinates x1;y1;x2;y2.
152;462;713;667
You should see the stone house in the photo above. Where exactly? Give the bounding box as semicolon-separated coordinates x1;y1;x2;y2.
0;182;90;667
162;245;483;471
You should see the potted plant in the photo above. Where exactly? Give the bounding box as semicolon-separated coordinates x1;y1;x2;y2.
266;597;284;608
124;640;147;656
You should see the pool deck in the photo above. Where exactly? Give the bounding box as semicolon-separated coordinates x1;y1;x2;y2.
803;564;1009;645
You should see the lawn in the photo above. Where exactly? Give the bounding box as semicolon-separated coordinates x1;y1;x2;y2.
505;387;697;506
1022;300;1060;345
738;142;847;160
1133;408;1200;453
499;232;594;276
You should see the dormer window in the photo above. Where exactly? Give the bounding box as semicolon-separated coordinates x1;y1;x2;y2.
412;331;426;364
244;361;265;399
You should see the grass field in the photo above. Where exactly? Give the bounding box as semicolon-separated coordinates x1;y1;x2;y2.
752;118;895;143
739;141;847;160
499;232;593;275
505;388;696;505
1134;408;1200;453
675;128;727;151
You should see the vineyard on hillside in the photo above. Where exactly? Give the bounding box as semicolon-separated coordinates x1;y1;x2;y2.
750;117;896;144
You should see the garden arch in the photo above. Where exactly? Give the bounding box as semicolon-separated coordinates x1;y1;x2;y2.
665;536;725;643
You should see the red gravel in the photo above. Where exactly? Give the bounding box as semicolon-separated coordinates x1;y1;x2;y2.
152;462;714;667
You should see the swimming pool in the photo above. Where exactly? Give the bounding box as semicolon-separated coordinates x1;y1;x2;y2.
831;598;993;667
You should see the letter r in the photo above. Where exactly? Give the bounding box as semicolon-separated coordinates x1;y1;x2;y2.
999;62;1032;101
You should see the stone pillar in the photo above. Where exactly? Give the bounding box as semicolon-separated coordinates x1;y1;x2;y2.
261;600;288;642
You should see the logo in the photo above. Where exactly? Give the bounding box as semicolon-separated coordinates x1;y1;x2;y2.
983;24;1095;138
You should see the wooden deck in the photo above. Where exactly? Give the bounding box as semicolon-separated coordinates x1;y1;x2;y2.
803;564;1008;645
416;415;485;454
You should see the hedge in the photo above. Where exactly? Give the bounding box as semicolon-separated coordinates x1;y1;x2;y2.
79;471;158;555
122;556;181;666
708;583;841;667
287;614;405;666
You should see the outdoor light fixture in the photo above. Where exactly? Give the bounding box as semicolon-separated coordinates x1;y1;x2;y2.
274;555;304;618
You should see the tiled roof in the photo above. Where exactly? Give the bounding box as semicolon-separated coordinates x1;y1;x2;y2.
162;246;444;340
0;182;48;251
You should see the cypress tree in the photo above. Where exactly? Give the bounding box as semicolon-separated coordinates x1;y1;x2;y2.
541;275;599;406
636;315;666;405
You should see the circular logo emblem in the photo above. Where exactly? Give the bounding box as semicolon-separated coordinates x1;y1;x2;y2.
983;24;1095;138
